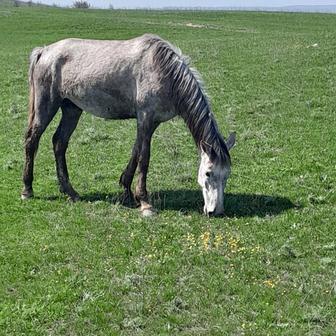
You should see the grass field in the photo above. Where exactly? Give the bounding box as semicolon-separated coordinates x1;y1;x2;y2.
0;3;335;335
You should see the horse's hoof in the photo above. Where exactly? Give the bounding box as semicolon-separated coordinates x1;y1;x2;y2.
120;191;135;207
142;208;156;217
21;190;33;200
68;194;80;202
141;206;157;217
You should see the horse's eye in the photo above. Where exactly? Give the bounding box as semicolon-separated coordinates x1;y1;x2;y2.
205;172;211;178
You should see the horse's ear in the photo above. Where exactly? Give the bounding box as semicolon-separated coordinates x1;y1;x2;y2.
226;132;236;151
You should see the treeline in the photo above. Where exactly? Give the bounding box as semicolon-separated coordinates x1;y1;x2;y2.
12;1;114;9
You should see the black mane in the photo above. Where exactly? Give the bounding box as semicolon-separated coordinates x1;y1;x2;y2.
151;36;230;164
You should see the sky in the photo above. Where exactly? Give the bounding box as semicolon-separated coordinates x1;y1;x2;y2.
27;0;336;8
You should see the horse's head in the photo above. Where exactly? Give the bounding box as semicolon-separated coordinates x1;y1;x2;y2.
198;132;236;216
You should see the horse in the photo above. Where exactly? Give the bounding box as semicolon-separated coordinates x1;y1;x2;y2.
21;34;236;216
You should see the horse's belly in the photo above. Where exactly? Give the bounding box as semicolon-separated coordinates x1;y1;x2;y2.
66;88;137;119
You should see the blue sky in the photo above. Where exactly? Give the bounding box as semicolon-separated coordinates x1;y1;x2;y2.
28;1;336;8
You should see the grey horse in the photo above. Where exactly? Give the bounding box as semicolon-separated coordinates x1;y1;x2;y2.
21;34;236;216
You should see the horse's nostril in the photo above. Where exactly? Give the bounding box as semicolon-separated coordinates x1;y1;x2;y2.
208;211;215;217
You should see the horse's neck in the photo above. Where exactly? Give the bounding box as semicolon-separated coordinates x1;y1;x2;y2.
181;104;219;149
182;103;230;164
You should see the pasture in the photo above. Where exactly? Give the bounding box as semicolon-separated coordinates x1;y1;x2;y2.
0;3;335;335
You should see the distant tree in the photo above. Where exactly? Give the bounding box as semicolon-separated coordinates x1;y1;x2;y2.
109;3;114;10
73;0;90;9
27;0;33;6
13;0;20;7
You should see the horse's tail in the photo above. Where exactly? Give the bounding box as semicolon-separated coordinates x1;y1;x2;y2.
28;47;44;128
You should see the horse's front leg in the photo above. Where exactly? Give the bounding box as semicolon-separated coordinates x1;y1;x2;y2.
135;122;159;216
119;134;141;206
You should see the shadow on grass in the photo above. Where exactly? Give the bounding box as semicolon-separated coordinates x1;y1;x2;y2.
78;189;296;218
224;192;296;217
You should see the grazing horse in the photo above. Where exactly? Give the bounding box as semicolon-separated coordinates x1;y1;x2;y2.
21;34;236;216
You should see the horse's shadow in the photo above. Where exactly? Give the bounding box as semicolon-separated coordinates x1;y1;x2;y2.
79;189;296;218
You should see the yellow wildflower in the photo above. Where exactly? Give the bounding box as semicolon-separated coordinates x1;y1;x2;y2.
185;233;196;250
214;233;224;249
263;279;276;288
200;231;210;251
228;236;240;252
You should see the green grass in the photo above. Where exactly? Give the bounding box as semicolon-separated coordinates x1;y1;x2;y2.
0;5;335;335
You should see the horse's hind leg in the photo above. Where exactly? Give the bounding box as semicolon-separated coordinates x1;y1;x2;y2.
52;99;82;201
22;94;60;200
